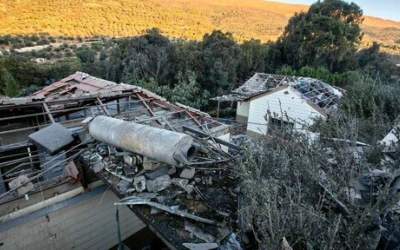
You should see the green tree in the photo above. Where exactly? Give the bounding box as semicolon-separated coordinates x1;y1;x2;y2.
0;67;19;96
276;0;363;72
238;39;269;82
200;31;241;95
170;71;209;109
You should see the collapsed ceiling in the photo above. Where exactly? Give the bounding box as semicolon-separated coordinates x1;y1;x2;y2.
0;72;241;249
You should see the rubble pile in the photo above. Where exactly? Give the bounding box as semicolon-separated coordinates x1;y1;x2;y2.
80;140;241;250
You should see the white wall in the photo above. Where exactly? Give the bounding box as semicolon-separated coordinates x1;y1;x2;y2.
237;101;250;118
217;133;231;153
247;87;324;135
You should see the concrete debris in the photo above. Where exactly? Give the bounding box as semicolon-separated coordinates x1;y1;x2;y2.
172;178;194;194
182;243;219;250
146;175;171;192
184;221;216;243
143;157;161;171
89;116;194;165
180;168;196;179
172;178;189;187
123;155;134;166
219;233;243;250
168;166;177;175
133;175;146;192
354;169;400;203
9;175;34;196
0;71;238;249
144;166;169;180
117;180;132;194
281;237;293;250
29;123;74;154
64;160;79;180
90;153;105;173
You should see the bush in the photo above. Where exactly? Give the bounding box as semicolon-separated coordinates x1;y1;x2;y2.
237;126;400;249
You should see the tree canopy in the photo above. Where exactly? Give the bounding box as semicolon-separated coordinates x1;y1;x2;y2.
276;0;364;72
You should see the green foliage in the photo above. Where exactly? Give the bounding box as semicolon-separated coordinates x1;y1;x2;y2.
0;14;398;115
200;31;241;95
277;65;361;87
342;75;400;121
276;0;363;72
237;39;269;82
313;74;400;143
0;55;80;95
238;125;399;249
0;67;19;96
170;72;210;109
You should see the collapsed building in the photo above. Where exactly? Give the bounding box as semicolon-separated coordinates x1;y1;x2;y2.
212;73;343;136
0;72;239;250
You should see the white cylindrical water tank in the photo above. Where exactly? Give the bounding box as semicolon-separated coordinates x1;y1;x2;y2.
89;116;194;165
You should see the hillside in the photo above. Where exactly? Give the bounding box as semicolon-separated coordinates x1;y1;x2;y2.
0;0;399;48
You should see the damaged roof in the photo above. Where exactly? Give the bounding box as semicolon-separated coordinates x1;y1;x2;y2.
0;72;239;249
30;71;135;100
213;73;344;112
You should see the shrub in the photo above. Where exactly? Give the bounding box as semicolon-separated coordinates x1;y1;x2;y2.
237;125;400;249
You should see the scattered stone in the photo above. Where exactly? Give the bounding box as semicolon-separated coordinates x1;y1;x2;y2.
172;178;189;187
182;243;218;250
146;175;171;192
180;168;196;179
172;178;194;194
145;166;169;180
194;177;201;183
184;185;194;194
143;157;160;171
134;175;146;192
64;160;79;180
91;153;105;173
117;180;131;194
168;166;177;175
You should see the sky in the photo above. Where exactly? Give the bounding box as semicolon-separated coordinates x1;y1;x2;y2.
271;0;400;21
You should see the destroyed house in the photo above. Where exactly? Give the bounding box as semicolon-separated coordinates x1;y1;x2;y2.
0;72;238;249
213;73;343;136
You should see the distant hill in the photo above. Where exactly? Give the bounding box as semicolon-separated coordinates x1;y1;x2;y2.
0;0;399;49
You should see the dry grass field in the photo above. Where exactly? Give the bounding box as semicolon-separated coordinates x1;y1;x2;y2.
0;0;399;50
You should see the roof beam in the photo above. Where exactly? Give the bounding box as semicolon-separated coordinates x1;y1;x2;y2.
96;97;111;116
42;102;55;124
